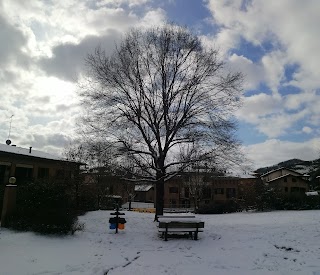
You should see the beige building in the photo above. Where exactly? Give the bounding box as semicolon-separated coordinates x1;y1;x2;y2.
261;168;309;194
162;173;258;208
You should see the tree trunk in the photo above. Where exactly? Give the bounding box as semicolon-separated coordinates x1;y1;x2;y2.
129;198;132;211
193;196;197;213
155;178;164;221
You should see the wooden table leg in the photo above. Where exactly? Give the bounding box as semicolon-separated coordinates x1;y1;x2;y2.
165;224;168;241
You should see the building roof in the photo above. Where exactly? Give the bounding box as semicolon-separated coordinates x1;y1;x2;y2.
266;173;308;183
0;144;83;164
228;171;257;179
134;184;153;192
266;174;290;183
261;167;304;177
306;191;318;196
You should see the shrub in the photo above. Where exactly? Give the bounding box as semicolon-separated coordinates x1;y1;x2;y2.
0;183;4;215
197;200;240;214
6;180;80;235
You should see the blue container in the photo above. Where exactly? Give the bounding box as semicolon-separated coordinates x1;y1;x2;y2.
109;223;116;229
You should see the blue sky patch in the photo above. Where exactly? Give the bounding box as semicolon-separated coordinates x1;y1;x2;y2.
245;83;273;96
164;0;216;35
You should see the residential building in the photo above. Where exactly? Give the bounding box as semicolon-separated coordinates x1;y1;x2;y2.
260;168;309;194
134;184;154;203
163;172;259;208
0;144;83;186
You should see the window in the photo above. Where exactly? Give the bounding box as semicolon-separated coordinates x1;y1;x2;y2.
292;177;297;182
214;188;224;195
284;187;288;192
284;177;287;182
0;165;9;185
184;187;189;198
203;187;211;198
226;188;236;198
38;167;49;179
56;169;65;179
169;187;179;193
109;185;114;194
299;187;306;193
291;187;306;193
15;167;33;184
291;187;299;193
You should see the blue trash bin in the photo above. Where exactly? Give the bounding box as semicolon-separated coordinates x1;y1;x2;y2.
109;223;117;229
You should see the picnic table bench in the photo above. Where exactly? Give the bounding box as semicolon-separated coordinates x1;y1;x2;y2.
157;216;204;241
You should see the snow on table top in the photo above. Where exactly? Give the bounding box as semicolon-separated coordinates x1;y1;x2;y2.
1;210;320;275
158;217;202;223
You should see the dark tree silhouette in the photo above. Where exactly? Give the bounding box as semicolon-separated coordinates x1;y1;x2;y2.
80;24;243;219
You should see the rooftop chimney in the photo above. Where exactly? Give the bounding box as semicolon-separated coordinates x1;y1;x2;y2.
29;146;32;153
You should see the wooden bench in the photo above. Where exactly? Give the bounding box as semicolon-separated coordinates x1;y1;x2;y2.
158;220;204;241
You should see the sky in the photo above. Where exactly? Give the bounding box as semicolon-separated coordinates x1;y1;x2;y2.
1;0;320;169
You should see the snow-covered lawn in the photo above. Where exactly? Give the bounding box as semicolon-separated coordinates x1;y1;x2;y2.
1;210;320;275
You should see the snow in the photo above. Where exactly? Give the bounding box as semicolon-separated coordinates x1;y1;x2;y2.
134;184;153;192
1;210;320;274
306;191;319;196
0;144;62;161
122;202;154;209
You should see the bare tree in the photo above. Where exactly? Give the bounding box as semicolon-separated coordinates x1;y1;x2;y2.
184;171;207;212
183;158;225;212
80;24;243;219
121;180;136;211
64;140;116;210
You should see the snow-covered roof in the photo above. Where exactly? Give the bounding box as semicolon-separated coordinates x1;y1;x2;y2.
306;191;318;196
105;195;122;199
0;144;81;164
134;184;153;192
229;171;256;179
261;167;303;177
266;174;290;182
266;173;308;183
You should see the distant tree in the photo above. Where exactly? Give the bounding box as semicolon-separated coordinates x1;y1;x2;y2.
80;24;243;219
183;159;221;212
184;171;208;212
64;140;116;210
121;180;136;211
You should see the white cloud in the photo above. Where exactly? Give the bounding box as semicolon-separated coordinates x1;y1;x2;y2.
205;0;320;145
245;138;320;168
228;54;264;90
237;93;282;123
256;110;308;138
137;8;167;27
206;0;320;90
97;0;151;8
236;91;318;138
0;0;166;154
302;127;312;134
1;0;319;168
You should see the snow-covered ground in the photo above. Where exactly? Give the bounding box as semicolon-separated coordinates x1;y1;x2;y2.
1;210;320;275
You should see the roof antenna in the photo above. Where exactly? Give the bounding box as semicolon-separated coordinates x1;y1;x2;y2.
6;115;13;145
